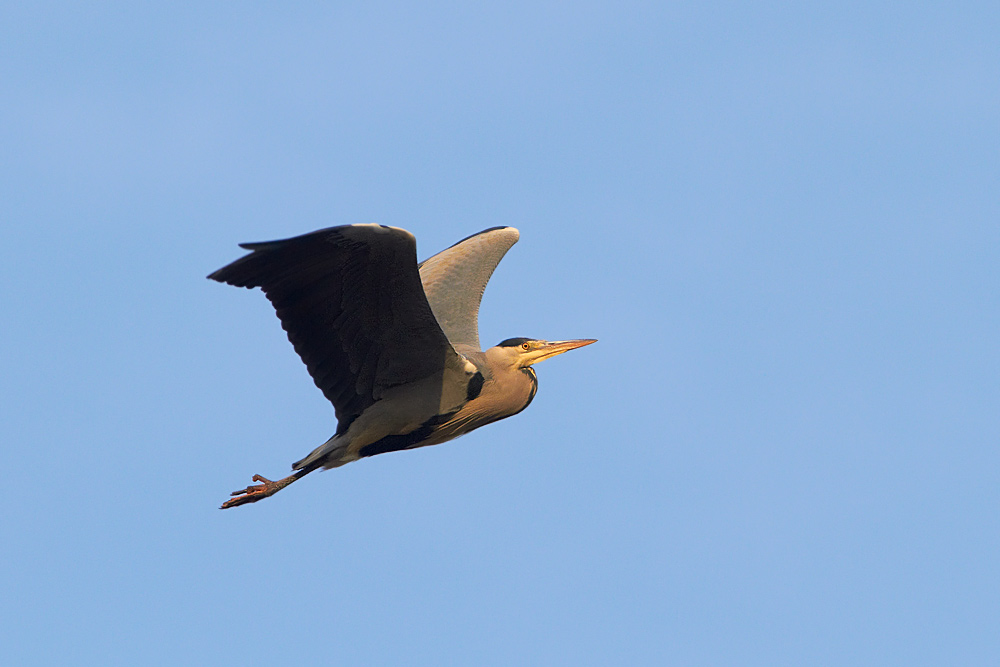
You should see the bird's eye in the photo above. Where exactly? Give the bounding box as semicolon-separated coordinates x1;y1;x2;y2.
521;342;530;351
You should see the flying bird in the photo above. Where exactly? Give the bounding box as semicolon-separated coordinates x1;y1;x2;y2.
209;224;595;508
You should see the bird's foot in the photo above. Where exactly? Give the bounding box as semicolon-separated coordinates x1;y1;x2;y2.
220;474;295;509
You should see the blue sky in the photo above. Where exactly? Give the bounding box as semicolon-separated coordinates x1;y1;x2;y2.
2;2;998;664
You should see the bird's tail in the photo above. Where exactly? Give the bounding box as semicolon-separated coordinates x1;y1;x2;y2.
292;433;354;471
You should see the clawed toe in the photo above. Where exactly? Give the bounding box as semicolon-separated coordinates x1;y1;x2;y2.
219;472;301;509
221;476;273;509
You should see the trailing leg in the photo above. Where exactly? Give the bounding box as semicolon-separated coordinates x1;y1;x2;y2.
220;468;312;509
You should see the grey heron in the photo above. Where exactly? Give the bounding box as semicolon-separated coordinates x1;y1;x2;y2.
209;224;595;508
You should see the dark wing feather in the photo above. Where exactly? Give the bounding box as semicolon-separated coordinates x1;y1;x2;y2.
208;224;459;434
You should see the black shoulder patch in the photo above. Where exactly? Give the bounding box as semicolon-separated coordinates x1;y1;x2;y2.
498;337;533;348
466;372;485;401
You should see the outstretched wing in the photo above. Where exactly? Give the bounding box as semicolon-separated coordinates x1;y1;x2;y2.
208;224;465;434
418;226;519;352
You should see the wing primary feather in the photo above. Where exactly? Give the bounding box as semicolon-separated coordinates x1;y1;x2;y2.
208;225;466;434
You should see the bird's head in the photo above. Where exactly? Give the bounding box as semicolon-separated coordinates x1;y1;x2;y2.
491;337;597;370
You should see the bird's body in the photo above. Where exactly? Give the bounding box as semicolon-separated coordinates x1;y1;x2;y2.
210;224;594;508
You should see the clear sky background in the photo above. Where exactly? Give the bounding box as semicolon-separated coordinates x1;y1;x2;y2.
2;2;998;665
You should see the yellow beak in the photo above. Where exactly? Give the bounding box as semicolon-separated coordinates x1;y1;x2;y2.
528;338;597;364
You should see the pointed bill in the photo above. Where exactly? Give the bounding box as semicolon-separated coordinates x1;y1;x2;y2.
532;338;597;363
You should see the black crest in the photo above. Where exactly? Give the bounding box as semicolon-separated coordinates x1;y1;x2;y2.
498;337;533;348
